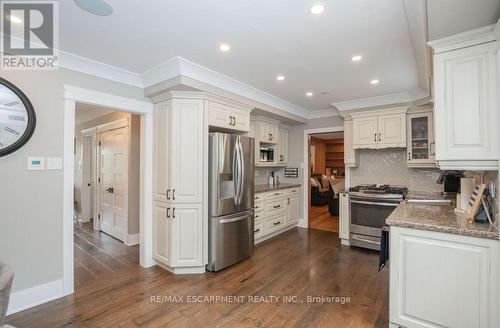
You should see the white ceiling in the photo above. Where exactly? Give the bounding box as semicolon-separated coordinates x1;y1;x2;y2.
427;0;500;40
59;0;421;112
57;0;498;114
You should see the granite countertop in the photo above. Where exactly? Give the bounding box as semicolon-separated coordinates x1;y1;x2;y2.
386;201;499;240
255;183;301;193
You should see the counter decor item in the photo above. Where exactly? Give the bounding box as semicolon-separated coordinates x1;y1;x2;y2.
465;184;485;223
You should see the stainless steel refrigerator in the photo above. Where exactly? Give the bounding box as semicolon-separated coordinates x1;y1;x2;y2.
207;133;255;272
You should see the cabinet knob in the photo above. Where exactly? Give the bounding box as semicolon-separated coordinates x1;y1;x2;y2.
254;228;260;233
273;221;280;226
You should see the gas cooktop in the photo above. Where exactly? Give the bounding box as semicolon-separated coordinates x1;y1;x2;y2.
349;184;408;195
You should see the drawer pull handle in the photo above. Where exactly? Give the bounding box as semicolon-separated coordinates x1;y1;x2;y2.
254;228;260;233
274;192;280;195
273;205;281;209
273;221;280;226
255;215;259;218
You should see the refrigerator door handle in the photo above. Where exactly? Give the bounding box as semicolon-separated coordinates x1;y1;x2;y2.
238;139;245;207
232;141;239;206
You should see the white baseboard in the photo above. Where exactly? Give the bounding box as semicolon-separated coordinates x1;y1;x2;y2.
297;218;308;228
341;238;350;246
156;262;205;274
7;279;64;315
125;233;140;246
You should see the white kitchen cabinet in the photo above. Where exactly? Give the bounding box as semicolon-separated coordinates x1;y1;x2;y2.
352;108;407;149
259;122;279;144
352;116;378;148
151;92;207;274
254;186;300;244
378;113;406;147
207;100;251;132
407;109;436;168
251;118;288;167
339;192;349;245
390;227;498;328
169;203;203;268
343;119;359;167
277;127;289;164
430;34;498;170
286;194;299;224
153;202;204;271
154;98;205;204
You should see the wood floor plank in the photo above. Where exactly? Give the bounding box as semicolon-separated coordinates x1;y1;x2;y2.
309;205;339;232
7;228;388;328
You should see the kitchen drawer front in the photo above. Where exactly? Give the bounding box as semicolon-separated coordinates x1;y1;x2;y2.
286;187;300;196
266;190;287;200
254;209;263;221
264;199;286;216
264;214;286;233
253;222;264;238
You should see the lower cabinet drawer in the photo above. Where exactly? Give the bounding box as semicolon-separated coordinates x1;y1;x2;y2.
265;215;286;233
254;222;264;238
264;199;286;216
254;209;263;221
287;187;300;196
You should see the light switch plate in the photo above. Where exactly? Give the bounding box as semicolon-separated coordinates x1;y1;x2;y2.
47;157;63;170
27;157;45;170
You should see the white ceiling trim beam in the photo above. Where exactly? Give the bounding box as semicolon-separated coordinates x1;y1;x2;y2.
428;24;496;54
307;108;340;119
332;91;413;112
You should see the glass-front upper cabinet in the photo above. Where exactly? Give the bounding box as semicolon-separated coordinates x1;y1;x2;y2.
407;110;436;168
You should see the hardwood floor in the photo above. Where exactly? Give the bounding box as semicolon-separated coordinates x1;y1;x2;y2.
73;220;139;289
309;205;339;232
7;228;388;328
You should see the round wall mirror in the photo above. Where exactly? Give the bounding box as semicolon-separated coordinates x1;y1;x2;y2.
0;78;36;157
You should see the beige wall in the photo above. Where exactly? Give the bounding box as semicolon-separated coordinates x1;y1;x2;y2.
0;68;147;292
74;111;141;235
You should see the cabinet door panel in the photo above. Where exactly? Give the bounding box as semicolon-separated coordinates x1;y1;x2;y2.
278;128;288;164
207;101;231;129
153;202;171;265
286;196;299;224
339;193;349;240
353;117;378;148
153;102;170;202
169;99;204;203
232;109;250;132
170;204;203;267
390;229;496;328
434;42;498;161
378;114;405;146
344;120;358;166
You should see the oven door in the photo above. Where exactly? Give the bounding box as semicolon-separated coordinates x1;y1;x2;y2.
349;197;399;238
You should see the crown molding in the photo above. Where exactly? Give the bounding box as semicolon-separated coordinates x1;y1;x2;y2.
307;108;340;119
428;24;496;54
331;91;413;112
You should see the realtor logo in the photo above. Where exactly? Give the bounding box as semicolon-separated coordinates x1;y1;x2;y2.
1;1;59;70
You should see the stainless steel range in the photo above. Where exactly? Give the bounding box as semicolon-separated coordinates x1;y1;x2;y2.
349;184;407;251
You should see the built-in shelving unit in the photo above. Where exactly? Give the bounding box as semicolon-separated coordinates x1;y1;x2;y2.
325;139;344;177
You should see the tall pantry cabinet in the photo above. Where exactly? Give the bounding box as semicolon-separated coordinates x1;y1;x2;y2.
151;92;208;274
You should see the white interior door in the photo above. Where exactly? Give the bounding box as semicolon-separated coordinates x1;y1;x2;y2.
81;136;93;222
99;127;128;241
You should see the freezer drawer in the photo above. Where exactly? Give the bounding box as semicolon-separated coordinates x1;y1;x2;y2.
207;210;254;272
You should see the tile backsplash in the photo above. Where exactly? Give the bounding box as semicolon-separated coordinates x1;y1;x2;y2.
350;149;443;192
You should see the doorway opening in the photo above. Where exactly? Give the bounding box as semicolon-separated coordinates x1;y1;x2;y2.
307;131;345;232
73;103;141;290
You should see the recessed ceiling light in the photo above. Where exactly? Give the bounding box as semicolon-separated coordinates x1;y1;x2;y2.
310;3;326;15
7;15;22;24
370;79;380;85
351;55;362;62
306;92;314;97
219;43;231;52
276;75;286;81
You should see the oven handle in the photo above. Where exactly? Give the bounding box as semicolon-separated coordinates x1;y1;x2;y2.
351;200;399;207
351;235;381;245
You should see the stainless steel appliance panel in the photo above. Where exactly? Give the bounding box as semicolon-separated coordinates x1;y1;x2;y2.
207;209;254;272
209;133;255;217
